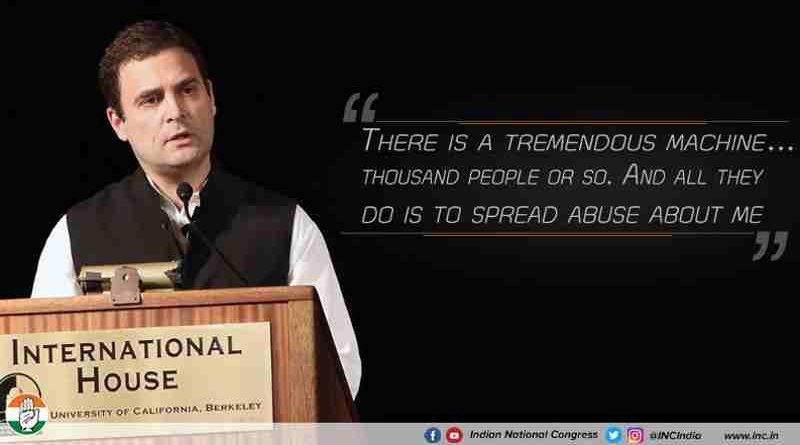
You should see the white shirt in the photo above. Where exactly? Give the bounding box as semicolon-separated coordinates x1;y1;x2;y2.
30;184;361;399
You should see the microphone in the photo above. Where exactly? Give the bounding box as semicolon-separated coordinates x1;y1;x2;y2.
177;182;194;221
177;182;249;286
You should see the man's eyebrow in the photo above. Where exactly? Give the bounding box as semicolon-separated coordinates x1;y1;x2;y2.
133;77;202;103
134;86;163;103
175;77;201;89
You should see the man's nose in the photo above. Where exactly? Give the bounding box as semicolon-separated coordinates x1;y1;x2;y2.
164;93;186;123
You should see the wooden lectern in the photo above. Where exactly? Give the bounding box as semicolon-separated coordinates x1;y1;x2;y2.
0;286;356;423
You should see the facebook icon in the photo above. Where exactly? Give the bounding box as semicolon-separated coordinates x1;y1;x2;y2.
424;427;442;443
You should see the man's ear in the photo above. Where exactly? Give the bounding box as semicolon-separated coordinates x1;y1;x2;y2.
206;79;217;116
106;107;128;141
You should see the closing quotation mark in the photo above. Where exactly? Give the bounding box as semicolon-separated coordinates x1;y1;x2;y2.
752;231;789;261
343;92;378;123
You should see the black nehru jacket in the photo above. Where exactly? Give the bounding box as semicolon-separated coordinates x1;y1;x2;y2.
66;165;296;289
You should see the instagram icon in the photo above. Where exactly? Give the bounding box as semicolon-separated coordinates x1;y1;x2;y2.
627;427;645;444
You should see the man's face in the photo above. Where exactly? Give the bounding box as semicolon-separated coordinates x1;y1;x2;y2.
107;47;216;176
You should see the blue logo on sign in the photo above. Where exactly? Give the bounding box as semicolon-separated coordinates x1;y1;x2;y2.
605;426;624;443
424;427;442;443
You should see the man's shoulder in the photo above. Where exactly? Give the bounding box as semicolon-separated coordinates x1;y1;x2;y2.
211;168;296;209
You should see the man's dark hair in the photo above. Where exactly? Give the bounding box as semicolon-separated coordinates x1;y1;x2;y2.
99;20;210;119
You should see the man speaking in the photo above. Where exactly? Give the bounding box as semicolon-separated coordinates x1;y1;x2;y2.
29;20;361;399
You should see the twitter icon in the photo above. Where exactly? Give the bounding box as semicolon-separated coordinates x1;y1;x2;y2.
605;426;624;444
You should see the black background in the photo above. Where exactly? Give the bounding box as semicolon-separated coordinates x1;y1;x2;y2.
4;5;798;421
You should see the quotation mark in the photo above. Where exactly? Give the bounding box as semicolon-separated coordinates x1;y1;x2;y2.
343;92;378;123
752;231;789;261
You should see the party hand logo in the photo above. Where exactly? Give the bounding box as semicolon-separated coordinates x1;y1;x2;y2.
19;397;39;431
6;394;48;436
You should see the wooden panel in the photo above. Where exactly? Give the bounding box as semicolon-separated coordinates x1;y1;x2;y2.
287;299;317;421
0;286;314;316
286;298;356;422
0;286;355;423
271;301;290;421
0;304;277;334
313;298;358;421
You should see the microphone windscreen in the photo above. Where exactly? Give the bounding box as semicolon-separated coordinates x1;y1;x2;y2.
177;182;193;202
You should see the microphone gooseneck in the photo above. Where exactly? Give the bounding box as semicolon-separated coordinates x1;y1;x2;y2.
177;182;194;221
175;183;249;286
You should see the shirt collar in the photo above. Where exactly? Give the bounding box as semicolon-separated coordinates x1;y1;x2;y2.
144;174;208;221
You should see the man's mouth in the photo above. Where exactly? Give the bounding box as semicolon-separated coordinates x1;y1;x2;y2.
166;131;192;144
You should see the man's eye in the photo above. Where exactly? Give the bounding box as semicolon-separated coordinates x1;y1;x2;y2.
183;86;195;94
141;97;158;106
